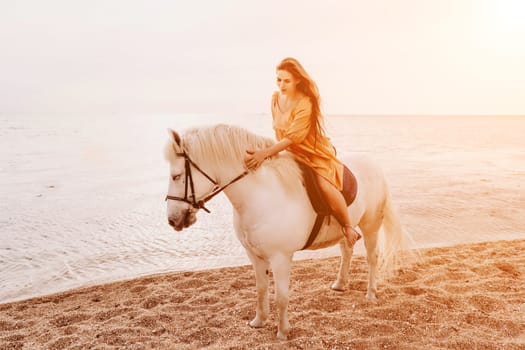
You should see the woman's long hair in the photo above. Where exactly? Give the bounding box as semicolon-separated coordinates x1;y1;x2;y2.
276;57;326;143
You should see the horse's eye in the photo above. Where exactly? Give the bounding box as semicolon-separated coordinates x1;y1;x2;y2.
172;174;182;181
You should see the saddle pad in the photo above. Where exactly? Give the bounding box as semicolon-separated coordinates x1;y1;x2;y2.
299;163;358;216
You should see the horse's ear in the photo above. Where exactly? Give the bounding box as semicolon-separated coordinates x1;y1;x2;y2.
167;128;181;147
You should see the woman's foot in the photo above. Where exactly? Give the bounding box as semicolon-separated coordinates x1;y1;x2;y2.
342;225;361;248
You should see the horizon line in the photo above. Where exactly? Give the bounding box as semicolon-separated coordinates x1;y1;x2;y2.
1;111;525;118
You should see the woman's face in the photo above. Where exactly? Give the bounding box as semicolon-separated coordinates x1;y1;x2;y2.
276;69;298;96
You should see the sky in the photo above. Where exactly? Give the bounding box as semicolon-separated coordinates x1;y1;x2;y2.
1;0;524;115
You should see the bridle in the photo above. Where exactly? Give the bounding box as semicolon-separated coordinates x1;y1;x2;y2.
165;150;248;213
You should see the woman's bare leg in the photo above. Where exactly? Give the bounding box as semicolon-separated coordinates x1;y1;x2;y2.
315;174;361;247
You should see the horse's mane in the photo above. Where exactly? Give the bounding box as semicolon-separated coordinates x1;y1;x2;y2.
165;124;303;194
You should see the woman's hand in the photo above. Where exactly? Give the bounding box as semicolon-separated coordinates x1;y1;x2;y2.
244;149;268;170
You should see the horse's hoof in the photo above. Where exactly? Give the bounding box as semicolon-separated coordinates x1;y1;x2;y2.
366;292;378;301
276;330;289;340
249;317;266;328
331;281;346;291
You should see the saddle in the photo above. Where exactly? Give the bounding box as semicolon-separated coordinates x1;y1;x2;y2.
298;163;358;249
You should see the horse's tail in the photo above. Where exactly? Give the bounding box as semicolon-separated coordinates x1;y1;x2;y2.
378;190;411;274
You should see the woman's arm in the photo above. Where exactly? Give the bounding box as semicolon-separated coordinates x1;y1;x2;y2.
244;138;293;170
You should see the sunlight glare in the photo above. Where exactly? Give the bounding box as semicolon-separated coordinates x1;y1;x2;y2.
473;0;525;51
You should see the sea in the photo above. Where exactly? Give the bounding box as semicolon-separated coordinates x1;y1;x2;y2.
1;113;524;303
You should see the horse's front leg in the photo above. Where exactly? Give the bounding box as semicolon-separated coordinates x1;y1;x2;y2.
270;254;292;340
246;251;270;328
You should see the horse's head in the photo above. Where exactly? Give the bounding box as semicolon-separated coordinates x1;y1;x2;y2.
164;129;218;231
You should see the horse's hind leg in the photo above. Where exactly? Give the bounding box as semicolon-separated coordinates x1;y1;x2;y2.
361;223;381;301
247;251;270;328
331;238;355;291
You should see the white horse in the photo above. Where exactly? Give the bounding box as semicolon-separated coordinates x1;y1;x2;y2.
164;124;407;339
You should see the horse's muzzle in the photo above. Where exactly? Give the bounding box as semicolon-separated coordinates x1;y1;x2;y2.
168;209;196;231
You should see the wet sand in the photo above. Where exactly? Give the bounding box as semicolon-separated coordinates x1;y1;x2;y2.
1;239;524;349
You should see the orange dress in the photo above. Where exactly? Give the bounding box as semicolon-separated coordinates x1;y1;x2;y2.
271;92;344;191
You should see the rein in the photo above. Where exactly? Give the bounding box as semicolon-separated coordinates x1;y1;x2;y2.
165;151;248;213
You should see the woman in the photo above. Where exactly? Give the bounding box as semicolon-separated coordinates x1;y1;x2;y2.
244;57;361;248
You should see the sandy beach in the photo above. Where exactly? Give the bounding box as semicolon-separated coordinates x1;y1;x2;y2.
0;239;524;349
